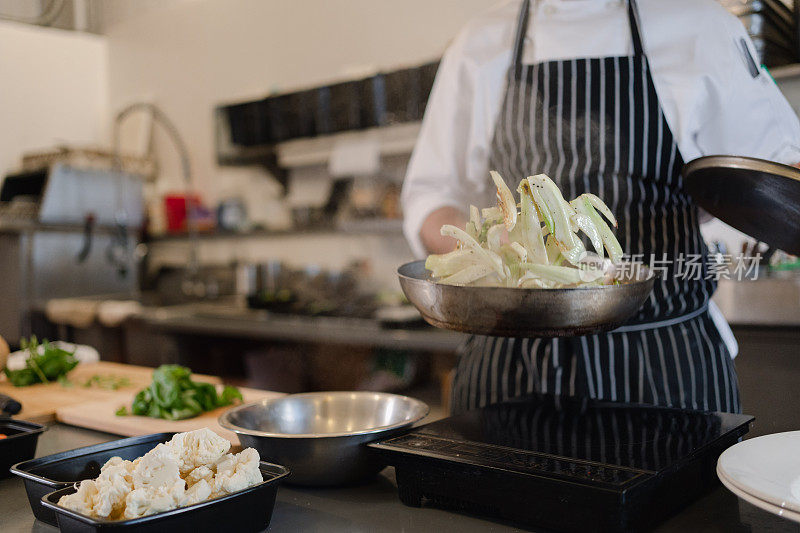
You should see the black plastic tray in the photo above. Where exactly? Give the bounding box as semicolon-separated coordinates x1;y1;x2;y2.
42;461;288;533
11;432;174;525
0;419;46;479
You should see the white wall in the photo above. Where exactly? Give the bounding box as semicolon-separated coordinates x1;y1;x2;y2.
104;0;494;200
0;21;108;178
103;0;494;283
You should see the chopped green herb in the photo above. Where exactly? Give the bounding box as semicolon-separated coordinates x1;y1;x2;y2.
3;336;78;387
82;374;132;390
117;365;243;420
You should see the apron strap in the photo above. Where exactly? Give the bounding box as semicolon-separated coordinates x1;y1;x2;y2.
511;0;531;80
627;0;645;56
511;0;646;80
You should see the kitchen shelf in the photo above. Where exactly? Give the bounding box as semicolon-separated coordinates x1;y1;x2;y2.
146;219;404;243
216;120;421;169
276;122;421;168
0;221;134;235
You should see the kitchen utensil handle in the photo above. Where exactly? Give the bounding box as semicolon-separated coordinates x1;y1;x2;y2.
0;393;21;415
77;213;96;263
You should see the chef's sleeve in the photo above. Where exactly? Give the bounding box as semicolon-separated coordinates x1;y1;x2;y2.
401;32;477;259
692;7;800;165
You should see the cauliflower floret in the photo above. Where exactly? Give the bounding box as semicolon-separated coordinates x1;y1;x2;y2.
120;443;188;519
58;479;99;517
132;443;182;491
182;478;212;506
167;428;231;475
101;457;129;472
184;464;214;488
123;478;185;519
57;429;240;520
91;457;134;518
211;448;262;497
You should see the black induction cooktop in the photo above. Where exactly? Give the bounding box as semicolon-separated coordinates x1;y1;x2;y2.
370;394;753;533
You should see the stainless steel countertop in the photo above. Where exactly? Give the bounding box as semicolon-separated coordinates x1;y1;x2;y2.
136;301;467;352
27;274;798;356
2;424;799;532
133;277;800;352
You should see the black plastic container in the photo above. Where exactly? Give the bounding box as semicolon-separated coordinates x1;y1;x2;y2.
314;85;332;135
367;74;387;128
289;89;318;139
383;67;418;125
266;94;292;143
0;419;46;479
225;101;258;147
327;80;363;134
266;90;319;142
41;462;288;533
417;61;440;109
356;75;386;129
11;432;174;525
371;394;753;533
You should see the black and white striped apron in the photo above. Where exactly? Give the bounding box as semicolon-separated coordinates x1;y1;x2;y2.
452;0;741;414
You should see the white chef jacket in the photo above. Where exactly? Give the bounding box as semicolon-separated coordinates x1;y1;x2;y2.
402;0;800;260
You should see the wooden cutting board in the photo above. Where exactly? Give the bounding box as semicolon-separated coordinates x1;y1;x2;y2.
55;387;282;444
0;362;220;424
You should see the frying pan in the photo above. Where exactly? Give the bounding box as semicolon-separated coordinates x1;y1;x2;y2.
398;260;655;338
683;155;800;256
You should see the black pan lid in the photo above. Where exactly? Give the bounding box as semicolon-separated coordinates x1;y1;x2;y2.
683;155;800;255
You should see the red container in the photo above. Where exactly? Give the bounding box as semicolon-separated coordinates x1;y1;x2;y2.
164;194;199;233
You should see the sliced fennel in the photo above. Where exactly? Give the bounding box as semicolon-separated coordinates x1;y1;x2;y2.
427;172;625;288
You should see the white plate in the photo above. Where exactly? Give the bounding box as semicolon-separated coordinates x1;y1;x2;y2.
717;431;800;514
717;465;800;523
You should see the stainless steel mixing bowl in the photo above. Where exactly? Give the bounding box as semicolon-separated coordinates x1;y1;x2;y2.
219;391;429;486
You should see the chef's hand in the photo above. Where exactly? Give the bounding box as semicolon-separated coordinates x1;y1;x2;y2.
420;206;467;254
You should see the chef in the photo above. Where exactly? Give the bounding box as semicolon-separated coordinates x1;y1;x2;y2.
402;0;800;414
